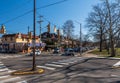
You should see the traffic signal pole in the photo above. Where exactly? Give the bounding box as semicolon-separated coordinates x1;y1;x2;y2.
32;0;36;71
80;23;82;55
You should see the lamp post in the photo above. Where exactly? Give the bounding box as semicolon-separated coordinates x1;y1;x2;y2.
75;21;82;55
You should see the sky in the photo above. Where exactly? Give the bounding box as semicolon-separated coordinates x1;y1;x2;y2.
0;0;101;37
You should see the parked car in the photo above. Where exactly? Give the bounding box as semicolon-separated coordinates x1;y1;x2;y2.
53;48;60;54
30;50;41;56
62;48;74;56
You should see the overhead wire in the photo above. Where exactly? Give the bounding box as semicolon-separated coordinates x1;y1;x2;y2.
0;0;69;25
0;0;32;18
1;10;33;25
37;0;68;9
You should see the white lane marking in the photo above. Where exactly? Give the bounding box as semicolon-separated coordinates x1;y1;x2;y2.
45;63;63;67
113;61;120;67
8;70;16;73
16;80;27;83
0;64;4;66
0;75;10;79
0;68;9;72
59;57;82;62
52;62;69;65
0;70;14;75
0;77;21;83
37;65;56;70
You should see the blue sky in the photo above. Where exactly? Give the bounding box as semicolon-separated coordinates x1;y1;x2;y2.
0;0;100;36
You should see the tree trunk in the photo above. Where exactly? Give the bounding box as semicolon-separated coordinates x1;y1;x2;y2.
99;28;103;52
110;36;115;57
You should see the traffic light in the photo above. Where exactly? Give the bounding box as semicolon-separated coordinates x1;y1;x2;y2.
47;23;50;33
28;31;32;39
0;25;6;34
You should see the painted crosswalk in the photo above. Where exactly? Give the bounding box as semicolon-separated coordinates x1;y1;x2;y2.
37;57;85;71
0;55;23;59
113;61;120;67
0;62;27;83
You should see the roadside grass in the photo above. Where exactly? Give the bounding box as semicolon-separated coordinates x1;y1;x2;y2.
88;48;120;58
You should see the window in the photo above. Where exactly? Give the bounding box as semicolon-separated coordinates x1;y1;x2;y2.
10;37;13;41
5;37;7;41
22;38;24;41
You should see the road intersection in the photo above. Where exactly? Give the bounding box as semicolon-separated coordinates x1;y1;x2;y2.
0;53;120;83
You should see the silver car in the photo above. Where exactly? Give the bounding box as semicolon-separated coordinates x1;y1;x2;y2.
62;48;74;56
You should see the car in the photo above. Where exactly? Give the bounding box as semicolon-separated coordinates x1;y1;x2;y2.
53;48;60;54
30;50;41;56
62;48;74;56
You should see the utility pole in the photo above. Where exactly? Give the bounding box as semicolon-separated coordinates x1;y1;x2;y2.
37;16;43;43
80;23;82;55
32;0;36;71
75;21;82;55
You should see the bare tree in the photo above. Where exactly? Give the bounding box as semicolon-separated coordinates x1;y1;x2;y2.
103;0;120;56
86;0;120;57
86;4;107;52
63;20;75;39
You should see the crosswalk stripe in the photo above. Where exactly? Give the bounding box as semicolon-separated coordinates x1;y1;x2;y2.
52;62;69;65
0;68;9;72
45;63;63;67
60;57;83;63
59;58;79;62
0;75;10;79
0;64;4;66
113;61;120;67
0;77;21;83
0;70;15;76
37;65;56;70
16;80;27;83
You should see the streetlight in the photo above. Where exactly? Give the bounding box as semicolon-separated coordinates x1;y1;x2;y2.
75;21;82;55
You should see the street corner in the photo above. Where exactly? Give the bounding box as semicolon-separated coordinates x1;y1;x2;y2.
11;67;45;76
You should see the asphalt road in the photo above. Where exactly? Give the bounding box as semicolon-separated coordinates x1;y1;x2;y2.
0;53;120;83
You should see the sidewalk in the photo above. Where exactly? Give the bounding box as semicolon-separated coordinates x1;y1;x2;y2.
82;53;98;57
76;50;98;58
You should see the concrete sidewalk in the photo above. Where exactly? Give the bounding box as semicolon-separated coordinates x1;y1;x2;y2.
82;53;98;57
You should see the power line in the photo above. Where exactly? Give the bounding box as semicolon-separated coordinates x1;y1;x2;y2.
0;0;32;18
1;0;69;25
37;11;61;28
37;0;68;9
1;10;32;25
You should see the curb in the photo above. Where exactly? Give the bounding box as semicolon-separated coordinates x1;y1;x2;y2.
11;68;44;75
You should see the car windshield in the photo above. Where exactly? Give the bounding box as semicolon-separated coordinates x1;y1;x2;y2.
69;50;73;52
54;48;59;50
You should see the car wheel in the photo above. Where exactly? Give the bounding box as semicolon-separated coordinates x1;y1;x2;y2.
72;54;74;56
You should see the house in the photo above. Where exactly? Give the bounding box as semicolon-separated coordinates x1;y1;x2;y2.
1;33;40;53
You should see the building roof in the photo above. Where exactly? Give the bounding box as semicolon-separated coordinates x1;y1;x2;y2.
2;33;39;39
